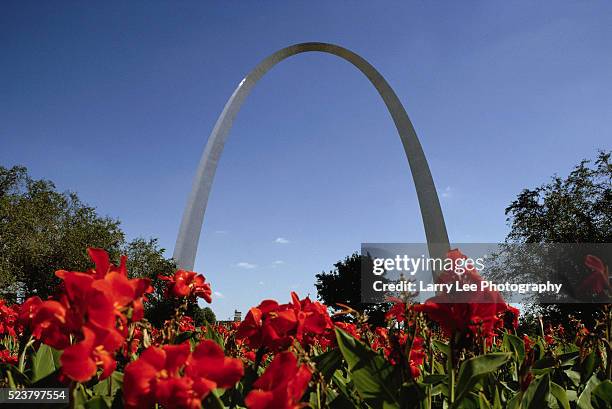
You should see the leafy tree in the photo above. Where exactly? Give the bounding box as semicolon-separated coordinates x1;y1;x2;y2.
500;151;611;327
0;165;197;325
0;165;124;299
195;307;216;326
122;237;181;325
315;253;389;326
505;151;611;244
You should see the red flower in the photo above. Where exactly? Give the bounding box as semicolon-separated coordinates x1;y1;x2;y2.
0;300;19;337
523;335;534;354
60;326;123;382
245;351;311;409
123;343;195;409
23;248;152;382
505;305;520;330
408;337;426;378
236;300;285;349
236;293;332;351
386;302;409;323
287;292;333;344
123;341;243;409
414;249;509;339
159;270;212;303
371;327;425;377
578;255;611;296
178;316;196;332
29;300;71;350
334;322;360;340
185;340;244;389
0;349;17;365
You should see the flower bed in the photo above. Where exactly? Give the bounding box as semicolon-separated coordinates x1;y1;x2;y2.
0;248;610;408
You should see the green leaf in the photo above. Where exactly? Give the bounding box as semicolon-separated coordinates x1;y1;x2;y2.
507;392;522;409
503;333;525;363
558;351;579;368
492;387;502;409
564;369;581;387
580;351;600;385
93;371;124;398
478;392;492;409
521;373;550;409
577;374;600;409
422;374;446;385
550;382;570;409
202;390;227;409
83;396;110;409
433;340;449;356
174;330;195;345
454;353;511;406
533;356;556;370
313;348;343;381
203;322;225;348
31;344;59;382
590;380;612;409
0;363;31;387
335;328;400;409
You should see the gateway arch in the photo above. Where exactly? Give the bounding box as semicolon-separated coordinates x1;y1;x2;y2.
174;42;450;275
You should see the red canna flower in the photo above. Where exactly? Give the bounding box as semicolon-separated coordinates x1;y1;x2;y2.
123;341;243;409
408;336;426;378
245;351;312;409
504;305;520;330
123;343;194;409
371;327;425;377
288;292;333;342
185;340;244;389
578;255;611;296
236;300;284;349
386;302;409;323
159;270;212;303
23;248;152;382
0;300;19;338
60;326;124;382
29;300;71;350
414;249;510;340
236;293;332;351
0;349;17;365
334;322;360;340
523;335;534;354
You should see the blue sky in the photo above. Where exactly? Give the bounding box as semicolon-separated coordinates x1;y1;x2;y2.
2;2;611;319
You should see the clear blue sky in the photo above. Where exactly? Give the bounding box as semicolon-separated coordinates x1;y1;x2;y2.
2;2;611;319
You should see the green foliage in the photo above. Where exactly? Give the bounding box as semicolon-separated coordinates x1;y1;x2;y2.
0;165;208;325
30;344;60;383
505;151;611;244
499;151;612;327
454;353;511;406
0;165;124;299
335;327;401;408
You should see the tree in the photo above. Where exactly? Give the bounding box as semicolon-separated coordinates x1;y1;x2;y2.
315;253;389;325
499;151;611;327
0;165;193;325
0;165;124;299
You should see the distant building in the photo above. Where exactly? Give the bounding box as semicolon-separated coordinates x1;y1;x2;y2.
217;309;242;326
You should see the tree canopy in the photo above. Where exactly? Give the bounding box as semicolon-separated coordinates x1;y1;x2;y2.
0;165;216;325
501;151;611;327
0;165;124;299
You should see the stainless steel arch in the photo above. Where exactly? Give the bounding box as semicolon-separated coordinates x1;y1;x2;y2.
174;42;450;274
